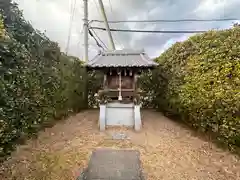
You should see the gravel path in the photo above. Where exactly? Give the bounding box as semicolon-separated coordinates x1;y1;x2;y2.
0;110;239;180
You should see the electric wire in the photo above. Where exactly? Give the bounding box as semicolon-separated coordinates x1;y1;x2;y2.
88;29;106;50
90;0;110;50
65;0;77;54
90;26;208;33
90;18;240;24
91;28;108;49
107;0;124;49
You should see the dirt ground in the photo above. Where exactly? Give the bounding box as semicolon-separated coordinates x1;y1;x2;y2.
0;110;239;180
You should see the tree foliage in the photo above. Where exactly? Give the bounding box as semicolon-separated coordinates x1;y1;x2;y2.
0;2;87;159
0;15;5;38
147;26;240;150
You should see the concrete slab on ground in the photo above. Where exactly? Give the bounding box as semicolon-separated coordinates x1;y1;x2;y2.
82;149;144;180
111;132;130;140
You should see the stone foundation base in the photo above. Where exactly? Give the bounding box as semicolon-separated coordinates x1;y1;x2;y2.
99;102;142;131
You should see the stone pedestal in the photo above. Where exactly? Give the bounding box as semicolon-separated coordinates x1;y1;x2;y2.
99;104;106;131
134;105;141;131
98;102;142;131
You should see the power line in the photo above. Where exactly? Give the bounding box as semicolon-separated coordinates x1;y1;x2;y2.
89;26;207;33
108;0;113;12
92;0;118;49
90;28;108;49
92;0;102;17
97;0;115;50
88;29;106;50
107;0;124;49
89;0;107;50
90;18;239;24
65;0;77;55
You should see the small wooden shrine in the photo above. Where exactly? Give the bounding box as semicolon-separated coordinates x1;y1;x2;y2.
87;49;157;131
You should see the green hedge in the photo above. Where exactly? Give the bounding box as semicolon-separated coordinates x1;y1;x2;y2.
0;3;87;159
0;15;5;37
1;1;239;159
87;70;104;108
150;25;240;149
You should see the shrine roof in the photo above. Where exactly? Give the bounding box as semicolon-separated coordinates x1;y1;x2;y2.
87;49;158;68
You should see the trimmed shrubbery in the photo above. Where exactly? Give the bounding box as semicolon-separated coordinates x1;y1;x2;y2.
0;2;87;159
147;25;240;150
1;1;239;160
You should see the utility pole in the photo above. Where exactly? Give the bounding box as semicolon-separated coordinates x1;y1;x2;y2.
98;0;115;50
83;0;88;62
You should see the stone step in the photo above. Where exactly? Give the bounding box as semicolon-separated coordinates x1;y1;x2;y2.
79;149;144;180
